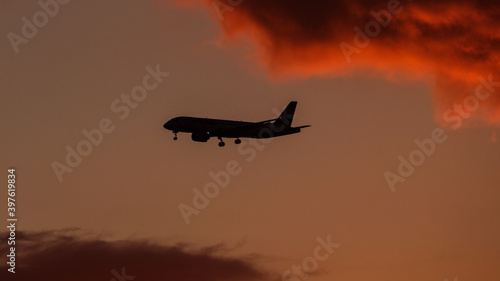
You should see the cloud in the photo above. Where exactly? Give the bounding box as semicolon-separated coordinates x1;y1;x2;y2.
0;229;268;281
166;0;500;126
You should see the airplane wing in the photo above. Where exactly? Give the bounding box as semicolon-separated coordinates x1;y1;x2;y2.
211;119;277;136
256;118;277;125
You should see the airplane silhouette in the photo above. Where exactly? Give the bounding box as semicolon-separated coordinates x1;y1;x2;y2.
163;101;310;147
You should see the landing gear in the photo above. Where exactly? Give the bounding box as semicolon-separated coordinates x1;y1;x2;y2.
173;131;178;140
234;138;241;144
218;137;225;147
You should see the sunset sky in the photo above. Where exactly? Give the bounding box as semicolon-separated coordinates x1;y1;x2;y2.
1;0;499;280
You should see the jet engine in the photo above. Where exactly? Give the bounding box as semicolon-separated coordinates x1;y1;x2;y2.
191;132;210;142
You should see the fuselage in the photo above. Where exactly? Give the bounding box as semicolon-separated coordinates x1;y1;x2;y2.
163;116;300;139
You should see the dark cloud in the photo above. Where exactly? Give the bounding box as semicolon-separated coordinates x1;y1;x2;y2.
0;229;268;281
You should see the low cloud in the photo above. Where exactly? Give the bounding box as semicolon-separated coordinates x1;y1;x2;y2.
0;228;268;281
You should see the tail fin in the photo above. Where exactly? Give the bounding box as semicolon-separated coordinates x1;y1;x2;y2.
274;101;297;128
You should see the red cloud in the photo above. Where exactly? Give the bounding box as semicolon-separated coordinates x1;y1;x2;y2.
166;0;500;126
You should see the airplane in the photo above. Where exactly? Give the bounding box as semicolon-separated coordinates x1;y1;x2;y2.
163;101;310;147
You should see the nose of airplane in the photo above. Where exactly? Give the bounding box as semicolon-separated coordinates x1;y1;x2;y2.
163;120;172;130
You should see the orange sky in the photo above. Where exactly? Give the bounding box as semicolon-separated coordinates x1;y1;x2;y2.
1;1;499;280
